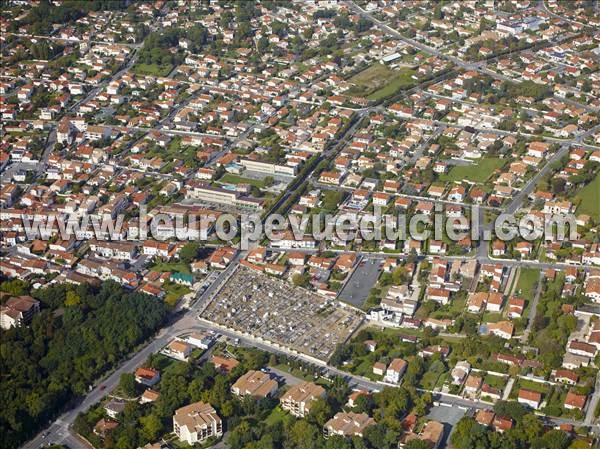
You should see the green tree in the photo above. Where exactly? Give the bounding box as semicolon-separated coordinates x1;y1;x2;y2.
139;414;162;441
450;418;489;449
65;290;81;306
292;273;310;288
289;420;320;449
179;242;200;264
119;373;137;398
0;279;29;296
405;440;431;449
325;435;350;449
306;397;333;427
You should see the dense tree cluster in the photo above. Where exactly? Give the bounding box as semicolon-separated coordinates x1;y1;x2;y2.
0;282;168;449
451;402;577;449
73;344;414;449
13;0;127;34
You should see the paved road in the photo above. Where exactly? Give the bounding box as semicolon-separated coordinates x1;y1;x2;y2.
344;1;512;83
21;250;241;449
586;373;600;425
194;321;600;433
26;247;600;449
266;366;305;387
18;5;600;446
265;245;597;271
346;1;599;114
6;32;142;48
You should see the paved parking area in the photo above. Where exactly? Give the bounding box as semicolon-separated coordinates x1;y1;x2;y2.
427;405;467;448
201;265;364;361
338;257;381;307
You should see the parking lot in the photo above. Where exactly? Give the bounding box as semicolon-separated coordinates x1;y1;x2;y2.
427;405;467;448
201;265;364;361
338;257;381;307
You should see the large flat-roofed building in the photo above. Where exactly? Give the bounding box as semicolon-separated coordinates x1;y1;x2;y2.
186;182;264;210
231;370;278;398
173;402;222;445
280;381;326;418
240;159;297;176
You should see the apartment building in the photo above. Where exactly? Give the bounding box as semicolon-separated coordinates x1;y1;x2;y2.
323;412;375;438
89;240;137;260
231;370;278;398
280;381;326;418
173;402;223;445
85;125;112;141
0;296;40;329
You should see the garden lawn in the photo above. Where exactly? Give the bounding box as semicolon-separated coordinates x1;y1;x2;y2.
150;261;191;275
132;63;172;77
348;63;416;101
163;282;191;307
575;173;600;221
515;268;539;299
440;158;505;183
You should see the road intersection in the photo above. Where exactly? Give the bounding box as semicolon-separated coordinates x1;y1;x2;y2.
16;4;600;448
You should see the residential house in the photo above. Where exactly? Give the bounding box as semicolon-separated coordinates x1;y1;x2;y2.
518;389;542;409
384;358;407;384
135;367;161;387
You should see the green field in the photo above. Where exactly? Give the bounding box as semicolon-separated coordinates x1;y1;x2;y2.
150;261;191;274
218;174;265;188
575;173;600;220
515;267;539;299
265;406;294;426
132;63;173;77
348;63;416;101
440;158;505;183
163;282;191;307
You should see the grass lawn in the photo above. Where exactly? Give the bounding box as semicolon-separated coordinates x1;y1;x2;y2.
575;173;600;220
515;268;539;299
367;70;416;101
484;374;507;389
150;261;192;275
440;158;505;183
265;406;294;426
348;63;416;101
218;174;265;188
420;370;444;390
163;281;191;307
352;358;380;380
482;312;503;323
132;63;173;77
515;379;550;395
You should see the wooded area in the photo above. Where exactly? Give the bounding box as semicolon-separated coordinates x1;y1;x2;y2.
0;281;168;449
